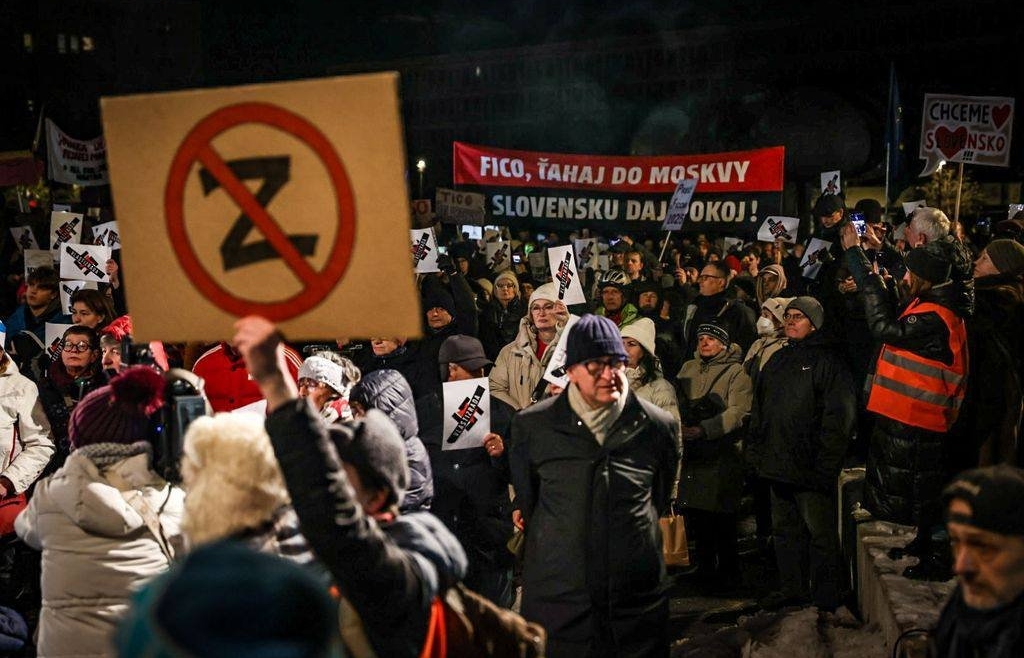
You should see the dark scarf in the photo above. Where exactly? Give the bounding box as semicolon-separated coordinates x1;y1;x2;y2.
933;587;1024;658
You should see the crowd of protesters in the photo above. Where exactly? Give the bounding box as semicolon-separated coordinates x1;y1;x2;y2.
0;193;1023;657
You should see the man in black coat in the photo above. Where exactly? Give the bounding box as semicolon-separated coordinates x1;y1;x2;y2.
509;314;680;658
747;296;856;611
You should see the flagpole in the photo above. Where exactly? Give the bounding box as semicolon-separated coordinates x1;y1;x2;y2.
658;231;672;262
954;162;965;224
883;64;893;221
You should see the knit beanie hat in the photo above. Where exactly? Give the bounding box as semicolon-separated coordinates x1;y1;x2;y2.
115;540;336;658
528;282;558;308
696;321;730;347
297;356;346;395
329;409;409;508
620;317;657;358
786;296;824;329
943;465;1024;536
422;287;456;317
564;314;628;368
476;278;494;298
984;239;1024;275
762;297;796;325
69;366;165;448
905;244;951;284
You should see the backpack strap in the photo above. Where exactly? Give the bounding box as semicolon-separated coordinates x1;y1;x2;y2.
102;469;176;562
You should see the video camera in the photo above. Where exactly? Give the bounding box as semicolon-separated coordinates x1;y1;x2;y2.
123;339;209;483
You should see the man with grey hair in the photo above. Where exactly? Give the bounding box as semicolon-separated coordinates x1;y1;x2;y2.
906;206;952;247
902;206;974;319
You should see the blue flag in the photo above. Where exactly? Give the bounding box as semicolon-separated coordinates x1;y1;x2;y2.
884;63;904;206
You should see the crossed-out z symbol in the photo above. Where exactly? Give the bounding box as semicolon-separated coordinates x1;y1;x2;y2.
556;253;574;299
198;156;317;271
411;234;432;262
447;385;486;444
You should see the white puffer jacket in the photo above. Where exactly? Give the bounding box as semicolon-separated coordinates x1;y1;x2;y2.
15;447;185;658
0;358;54;492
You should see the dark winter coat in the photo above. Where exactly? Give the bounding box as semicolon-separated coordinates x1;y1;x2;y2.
349;369;434;512
509;390;680;657
265;400;467;658
479;296;526;360
846;246;969;525
961;273;1024;466
932;586;1024;658
680;292;758;359
747;330;856;493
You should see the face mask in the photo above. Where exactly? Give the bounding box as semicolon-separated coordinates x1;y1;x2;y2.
756;316;776;336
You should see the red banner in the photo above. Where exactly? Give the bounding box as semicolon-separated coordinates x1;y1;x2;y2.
453;142;784;194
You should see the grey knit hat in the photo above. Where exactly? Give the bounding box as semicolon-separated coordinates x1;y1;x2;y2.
330;409;409;509
786;296;824;329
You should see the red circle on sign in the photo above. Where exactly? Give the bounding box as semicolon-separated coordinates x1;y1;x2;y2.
164;102;356;321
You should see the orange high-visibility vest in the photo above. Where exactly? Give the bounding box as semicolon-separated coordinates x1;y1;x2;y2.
866;299;968;433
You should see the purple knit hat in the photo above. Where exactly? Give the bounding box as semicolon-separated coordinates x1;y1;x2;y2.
69;366;166;448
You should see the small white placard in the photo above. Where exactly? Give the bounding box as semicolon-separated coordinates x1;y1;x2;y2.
547;245;587;306
486;241;512;272
542;314;582;388
410;228;440;273
820;170;841;195
24;249;55;279
44;322;76;362
49;211;83;252
757;216;800;244
442;377;491;451
662;178;698;231
902;200;927;218
574;238;599;269
90;220;121;250
800;238;833;280
9;227;39;252
59;243;111;283
59;280;99;314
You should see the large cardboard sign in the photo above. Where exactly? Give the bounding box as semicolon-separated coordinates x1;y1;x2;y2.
453;142;785;236
919;94;1014;176
101;74;422;341
442;377;491;451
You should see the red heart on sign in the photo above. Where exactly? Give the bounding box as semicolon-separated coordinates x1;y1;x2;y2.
992;104;1011;129
935;126;968;160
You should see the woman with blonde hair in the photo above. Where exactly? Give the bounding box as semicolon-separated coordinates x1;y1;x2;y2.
180;413;314;565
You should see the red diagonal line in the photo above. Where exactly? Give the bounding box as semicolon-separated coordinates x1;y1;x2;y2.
195;143;318;283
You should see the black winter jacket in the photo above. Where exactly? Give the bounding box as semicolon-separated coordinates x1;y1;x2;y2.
265;401;467;658
349;369;434;512
479;296;526;361
747;330;856;492
509;390;679;655
845;246;969;525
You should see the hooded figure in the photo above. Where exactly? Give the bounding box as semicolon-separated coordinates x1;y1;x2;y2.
349;369;434;512
16;367;185;658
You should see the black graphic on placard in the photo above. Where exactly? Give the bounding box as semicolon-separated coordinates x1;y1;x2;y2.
198;156;317;271
411;233;432;263
447;385;486;444
555;253;574;300
65;245;105;279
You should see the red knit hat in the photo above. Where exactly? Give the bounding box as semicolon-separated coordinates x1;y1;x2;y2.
69;366;165;448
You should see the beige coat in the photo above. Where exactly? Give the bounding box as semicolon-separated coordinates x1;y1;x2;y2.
15;449;184;658
489;317;564;410
0;359;55;492
628;371;681;423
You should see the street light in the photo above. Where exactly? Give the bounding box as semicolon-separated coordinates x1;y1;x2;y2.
416;159;426;198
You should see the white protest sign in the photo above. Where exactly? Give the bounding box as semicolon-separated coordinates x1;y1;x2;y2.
90;220;121;250
44;323;75;363
442;377;491;451
45;119;109;186
661;178;698;231
461;225;482;240
486;241;511;272
24;249;54;279
547;245;587;306
757;216;799;244
597;254;610;271
902;200;927;218
49;211;83;252
543;314;582;388
574;238;599;269
59;243;111;283
101;73;423;342
9;227;38;251
435;187;486;224
820;170;841;195
919;94;1015;176
800;238;833;280
59;280;99;314
1009;204;1024;218
723;236;743;254
410;228;440;273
